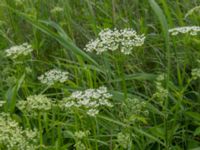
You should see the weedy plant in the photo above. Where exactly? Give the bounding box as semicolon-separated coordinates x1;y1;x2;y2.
0;0;200;150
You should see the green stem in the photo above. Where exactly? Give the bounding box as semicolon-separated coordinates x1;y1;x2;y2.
38;112;43;150
92;117;98;150
119;55;127;98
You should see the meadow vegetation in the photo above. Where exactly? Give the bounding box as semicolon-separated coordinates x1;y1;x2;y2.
0;0;200;149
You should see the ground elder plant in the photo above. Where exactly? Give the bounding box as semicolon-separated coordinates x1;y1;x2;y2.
84;28;145;55
0;113;38;150
5;43;33;59
116;132;131;149
38;69;69;85
120;97;149;124
50;6;64;14
74;130;90;139
169;26;200;36
191;61;200;80
62;86;113;116
152;74;168;105
192;68;200;80
17;95;52;115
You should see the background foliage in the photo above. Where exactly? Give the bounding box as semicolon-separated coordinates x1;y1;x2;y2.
0;0;200;149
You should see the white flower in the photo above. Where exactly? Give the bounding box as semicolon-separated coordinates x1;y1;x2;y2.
71;91;83;99
169;26;200;36
51;6;64;14
87;109;99;116
74;141;87;150
62;86;113;116
0;113;38;150
153;74;168;104
99;99;113;107
5;43;33;59
117;132;131;149
17;95;52;114
192;68;200;80
65;101;75;108
74;130;90;139
128;98;148;116
38;69;69;85
0;101;5;107
156;74;165;81
84;28;145;55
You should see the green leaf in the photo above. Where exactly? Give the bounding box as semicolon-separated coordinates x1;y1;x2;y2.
194;127;200;136
133;127;165;146
149;126;165;140
186;111;200;122
149;0;169;37
97;115;127;127
108;73;156;83
5;74;25;113
149;0;170;87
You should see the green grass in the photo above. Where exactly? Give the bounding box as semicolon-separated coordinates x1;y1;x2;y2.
0;0;200;149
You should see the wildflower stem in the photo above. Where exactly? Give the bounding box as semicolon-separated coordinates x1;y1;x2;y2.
38;112;43;150
92;117;98;150
118;54;127;98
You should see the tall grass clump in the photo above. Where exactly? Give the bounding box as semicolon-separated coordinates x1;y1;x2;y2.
0;0;200;149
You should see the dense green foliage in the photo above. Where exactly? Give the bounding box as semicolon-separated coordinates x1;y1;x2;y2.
0;0;200;149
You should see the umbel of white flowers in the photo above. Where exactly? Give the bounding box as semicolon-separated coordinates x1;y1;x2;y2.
84;28;145;55
38;69;69;85
153;74;168;103
169;26;200;36
117;132;131;149
192;68;200;80
62;86;113;116
17;95;52;114
191;59;200;80
0;113;38;150
74;130;90;139
5;43;33;59
51;6;64;14
0;101;5;107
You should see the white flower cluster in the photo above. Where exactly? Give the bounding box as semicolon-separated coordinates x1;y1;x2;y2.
123;98;149;121
191;60;200;80
17;95;52;114
0;113;38;150
129;98;149;116
169;26;200;36
63;86;113;116
73;130;90;150
153;74;168;103
192;68;200;80
117;132;131;149
5;43;33;59
84;28;145;55
38;69;69;85
0;101;5;107
51;6;64;14
74;130;90;139
74;141;87;150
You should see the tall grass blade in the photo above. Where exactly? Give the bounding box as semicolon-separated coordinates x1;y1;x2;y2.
5;5;99;67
